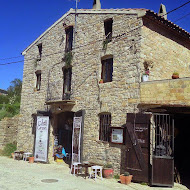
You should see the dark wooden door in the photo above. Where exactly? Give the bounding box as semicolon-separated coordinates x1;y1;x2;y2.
151;114;174;187
126;113;151;183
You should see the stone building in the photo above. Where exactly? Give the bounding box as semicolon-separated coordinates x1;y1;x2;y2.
19;2;190;187
0;89;8;96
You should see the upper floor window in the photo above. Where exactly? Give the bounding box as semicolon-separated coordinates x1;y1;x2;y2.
63;67;72;100
35;70;41;91
104;18;113;42
37;43;42;60
65;26;73;53
99;113;111;142
101;57;113;83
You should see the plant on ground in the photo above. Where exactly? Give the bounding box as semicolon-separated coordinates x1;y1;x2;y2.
114;174;120;179
2;143;17;157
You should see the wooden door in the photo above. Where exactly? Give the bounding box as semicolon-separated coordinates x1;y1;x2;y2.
126;113;151;183
71;110;85;164
151;114;174;187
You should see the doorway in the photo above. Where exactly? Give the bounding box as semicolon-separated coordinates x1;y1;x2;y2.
174;114;190;189
54;112;74;160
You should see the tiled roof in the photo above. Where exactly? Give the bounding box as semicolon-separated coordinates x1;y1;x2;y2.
145;10;190;39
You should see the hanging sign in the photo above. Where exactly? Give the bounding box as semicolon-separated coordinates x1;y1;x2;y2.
34;116;49;162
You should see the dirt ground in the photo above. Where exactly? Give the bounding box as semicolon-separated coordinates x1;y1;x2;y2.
0;156;188;190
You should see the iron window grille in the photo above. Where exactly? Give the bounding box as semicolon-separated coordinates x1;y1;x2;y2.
153;114;174;158
99;113;111;142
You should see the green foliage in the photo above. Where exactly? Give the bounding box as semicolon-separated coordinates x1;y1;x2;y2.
114;174;120;179
123;172;130;176
0;78;22;121
2;143;17;157
173;72;179;76
64;52;73;67
104;163;113;168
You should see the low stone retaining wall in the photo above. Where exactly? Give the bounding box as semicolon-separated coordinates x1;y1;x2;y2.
0;115;20;150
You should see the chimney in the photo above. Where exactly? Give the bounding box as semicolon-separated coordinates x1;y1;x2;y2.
92;0;101;9
158;4;167;19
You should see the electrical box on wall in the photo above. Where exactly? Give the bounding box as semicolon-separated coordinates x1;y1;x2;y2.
110;127;125;144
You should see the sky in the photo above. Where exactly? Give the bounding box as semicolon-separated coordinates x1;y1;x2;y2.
0;0;190;90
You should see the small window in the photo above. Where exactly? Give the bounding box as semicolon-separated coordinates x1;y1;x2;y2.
99;113;111;142
63;67;72;100
65;26;73;53
37;43;42;60
35;71;41;91
104;18;113;42
101;58;113;83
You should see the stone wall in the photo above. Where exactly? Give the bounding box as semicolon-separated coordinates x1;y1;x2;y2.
18;9;190;174
0;116;19;150
141;18;190;81
18;10;143;173
140;78;190;106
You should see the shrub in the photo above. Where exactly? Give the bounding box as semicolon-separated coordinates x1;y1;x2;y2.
2;143;17;157
124;172;130;176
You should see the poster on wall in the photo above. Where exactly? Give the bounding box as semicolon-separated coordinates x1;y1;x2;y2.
72;116;82;163
34;116;49;162
111;128;124;144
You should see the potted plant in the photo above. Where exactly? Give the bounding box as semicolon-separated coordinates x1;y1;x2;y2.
142;70;149;82
29;155;34;163
103;163;114;178
120;172;133;185
172;72;179;79
99;79;103;84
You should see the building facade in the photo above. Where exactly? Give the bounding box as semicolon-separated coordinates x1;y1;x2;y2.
19;7;190;186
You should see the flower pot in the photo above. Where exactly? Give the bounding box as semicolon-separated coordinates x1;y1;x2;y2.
172;74;179;79
29;157;34;163
99;79;103;84
103;168;114;178
125;175;133;185
142;75;149;82
120;175;133;185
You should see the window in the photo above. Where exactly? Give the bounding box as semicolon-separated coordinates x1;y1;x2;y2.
37;43;42;60
35;71;41;91
101;58;113;83
104;18;113;42
99;113;111;142
65;26;73;53
63;67;72;100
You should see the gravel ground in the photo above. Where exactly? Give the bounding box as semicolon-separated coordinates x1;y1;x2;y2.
0;156;188;190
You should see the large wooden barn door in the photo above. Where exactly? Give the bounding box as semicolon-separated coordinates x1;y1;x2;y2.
126;113;151;183
151;114;174;187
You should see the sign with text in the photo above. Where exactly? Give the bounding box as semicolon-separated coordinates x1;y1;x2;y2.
111;128;124;144
34;116;49;162
72;116;82;163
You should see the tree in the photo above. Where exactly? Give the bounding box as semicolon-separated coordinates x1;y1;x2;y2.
7;78;22;103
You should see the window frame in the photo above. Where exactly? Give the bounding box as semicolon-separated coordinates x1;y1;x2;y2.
101;58;113;83
104;18;113;42
35;70;41;91
37;43;42;60
99;113;111;142
63;67;72;100
65;26;73;53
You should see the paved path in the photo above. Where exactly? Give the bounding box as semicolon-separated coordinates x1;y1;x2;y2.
0;156;188;190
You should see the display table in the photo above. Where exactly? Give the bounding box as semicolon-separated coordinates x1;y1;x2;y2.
14;151;24;160
23;152;32;161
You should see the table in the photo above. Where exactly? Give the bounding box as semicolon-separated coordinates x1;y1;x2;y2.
14;151;24;160
79;163;93;179
23;152;32;161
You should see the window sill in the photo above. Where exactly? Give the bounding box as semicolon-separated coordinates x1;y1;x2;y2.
96;140;109;144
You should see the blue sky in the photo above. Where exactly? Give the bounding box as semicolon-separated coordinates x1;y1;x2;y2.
0;0;190;90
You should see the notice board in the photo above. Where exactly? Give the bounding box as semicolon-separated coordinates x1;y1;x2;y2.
34;116;49;162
